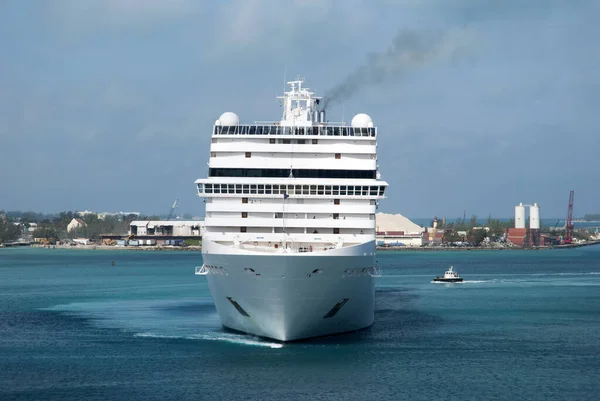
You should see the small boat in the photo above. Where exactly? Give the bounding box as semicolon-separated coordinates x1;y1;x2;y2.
432;266;463;283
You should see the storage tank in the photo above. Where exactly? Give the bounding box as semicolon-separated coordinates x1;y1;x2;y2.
515;203;526;228
529;203;540;229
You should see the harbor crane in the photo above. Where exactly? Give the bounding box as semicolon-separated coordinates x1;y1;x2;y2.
166;198;178;220
564;190;574;244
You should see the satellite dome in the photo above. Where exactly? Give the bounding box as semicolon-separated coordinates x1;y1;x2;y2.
217;112;240;126
351;113;373;128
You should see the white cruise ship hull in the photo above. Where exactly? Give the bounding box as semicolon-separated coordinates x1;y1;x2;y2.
201;240;377;342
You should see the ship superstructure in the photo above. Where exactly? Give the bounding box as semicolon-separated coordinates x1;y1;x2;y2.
195;78;388;341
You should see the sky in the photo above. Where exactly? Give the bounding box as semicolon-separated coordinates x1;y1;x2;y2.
1;0;598;219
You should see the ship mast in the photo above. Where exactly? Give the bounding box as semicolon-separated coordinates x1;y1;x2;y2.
277;78;322;126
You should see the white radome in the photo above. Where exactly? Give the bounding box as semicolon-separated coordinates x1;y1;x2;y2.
351;113;373;128
217;112;240;126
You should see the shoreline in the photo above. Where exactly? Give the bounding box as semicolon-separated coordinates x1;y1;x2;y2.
3;240;597;251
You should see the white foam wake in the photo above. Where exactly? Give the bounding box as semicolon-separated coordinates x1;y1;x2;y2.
134;332;283;348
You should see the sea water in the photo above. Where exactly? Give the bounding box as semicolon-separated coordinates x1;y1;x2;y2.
1;247;599;401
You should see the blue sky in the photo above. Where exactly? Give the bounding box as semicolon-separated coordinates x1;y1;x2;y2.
1;0;598;219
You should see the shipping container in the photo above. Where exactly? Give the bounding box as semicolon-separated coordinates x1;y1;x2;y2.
128;240;139;246
116;240;126;246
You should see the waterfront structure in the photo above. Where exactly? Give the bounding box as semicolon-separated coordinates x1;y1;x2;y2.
194;78;388;341
375;213;425;247
508;202;541;247
129;220;204;237
67;218;86;233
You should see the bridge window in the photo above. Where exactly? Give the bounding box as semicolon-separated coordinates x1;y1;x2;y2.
240;227;247;233
269;138;276;144
312;139;318;144
242;197;248;204
334;199;340;205
335;153;341;159
209;168;376;179
334;228;340;234
245;152;251;158
242;212;248;218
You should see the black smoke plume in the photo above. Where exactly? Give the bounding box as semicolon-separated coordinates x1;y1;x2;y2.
320;28;474;110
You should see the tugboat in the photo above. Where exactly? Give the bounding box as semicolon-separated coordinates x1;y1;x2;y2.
432;266;463;283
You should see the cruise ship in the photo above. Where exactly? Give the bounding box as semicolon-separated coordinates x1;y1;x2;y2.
194;78;388;341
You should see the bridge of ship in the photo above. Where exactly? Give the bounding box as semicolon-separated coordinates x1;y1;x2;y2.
214;124;376;137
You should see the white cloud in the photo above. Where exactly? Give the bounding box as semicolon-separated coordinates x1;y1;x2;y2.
45;0;199;33
210;0;371;53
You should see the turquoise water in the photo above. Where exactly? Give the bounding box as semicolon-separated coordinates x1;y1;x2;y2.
1;247;599;400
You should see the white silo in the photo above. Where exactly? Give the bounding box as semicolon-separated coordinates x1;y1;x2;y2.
515;203;526;229
529;203;540;229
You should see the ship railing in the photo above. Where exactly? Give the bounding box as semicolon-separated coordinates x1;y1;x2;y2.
214;125;376;138
195;265;208;275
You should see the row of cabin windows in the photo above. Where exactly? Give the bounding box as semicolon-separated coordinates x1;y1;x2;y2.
241;212;347;219
215;125;376;137
199;183;385;196
209;168;375;179
270;138;319;144
240;227;342;234
243;152;340;159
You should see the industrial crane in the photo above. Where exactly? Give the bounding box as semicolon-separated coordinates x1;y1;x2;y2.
564;190;574;244
166;198;178;221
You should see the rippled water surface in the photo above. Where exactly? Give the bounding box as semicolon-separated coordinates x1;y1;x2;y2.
1;247;599;400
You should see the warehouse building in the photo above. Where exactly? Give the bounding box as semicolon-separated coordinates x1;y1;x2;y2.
375;213;426;247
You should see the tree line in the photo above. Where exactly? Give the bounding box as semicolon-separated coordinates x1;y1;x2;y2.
435;215;516;246
1;210;160;243
0;213;21;243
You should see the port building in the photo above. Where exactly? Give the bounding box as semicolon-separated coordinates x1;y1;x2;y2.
129;220;205;237
507;203;543;247
375;213;426;247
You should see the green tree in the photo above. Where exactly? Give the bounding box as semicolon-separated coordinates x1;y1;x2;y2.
443;230;462;244
0;213;22;243
32;227;59;241
469;229;488;246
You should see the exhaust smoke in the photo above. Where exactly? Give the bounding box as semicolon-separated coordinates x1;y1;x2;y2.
320;27;474;111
